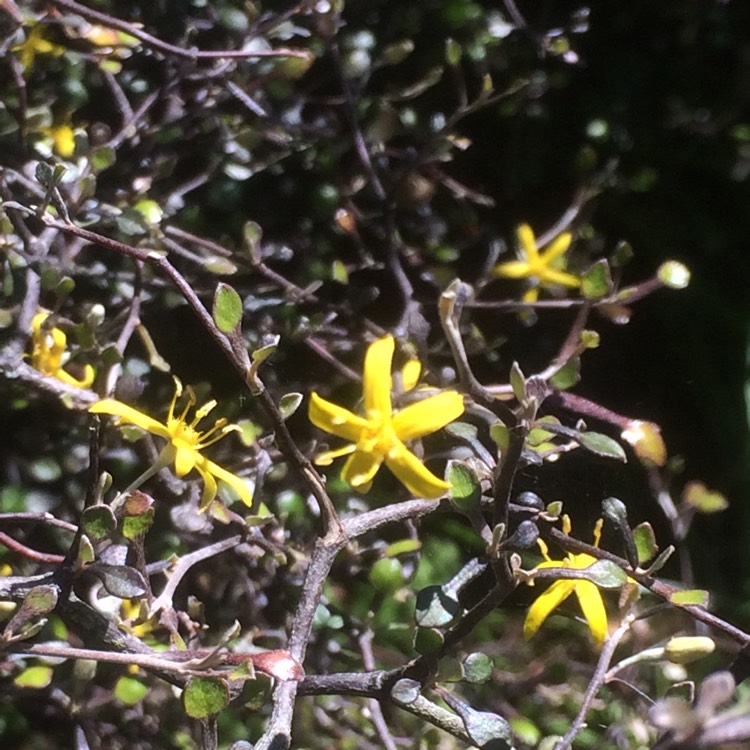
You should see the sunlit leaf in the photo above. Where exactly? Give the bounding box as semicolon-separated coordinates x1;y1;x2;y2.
182;677;229;718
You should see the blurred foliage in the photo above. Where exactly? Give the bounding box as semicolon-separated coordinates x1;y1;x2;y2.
2;0;750;749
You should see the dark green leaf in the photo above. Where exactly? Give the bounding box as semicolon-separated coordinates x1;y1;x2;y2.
414;626;444;655
584;560;628;588
88;563;147;599
577;431;627;462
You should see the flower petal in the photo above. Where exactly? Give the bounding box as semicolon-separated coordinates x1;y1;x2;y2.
341;449;383;492
539;268;581;289
574;580;608;646
202;458;254;509
517;224;540;262
523;579;576;640
400;358;421;392
195;461;218;511
173;442;197;477
309;392;369;441
90;399;171;439
540;232;573;263
391;391;464;441
385;445;449;499
363;336;394;420
492;260;532;279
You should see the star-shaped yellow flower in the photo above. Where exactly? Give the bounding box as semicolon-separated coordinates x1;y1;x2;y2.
90;378;252;511
524;516;608;645
14;23;66;72
493;224;580;303
29;311;95;389
309;336;464;498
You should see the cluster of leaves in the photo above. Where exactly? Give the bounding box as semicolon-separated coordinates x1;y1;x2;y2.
1;2;749;750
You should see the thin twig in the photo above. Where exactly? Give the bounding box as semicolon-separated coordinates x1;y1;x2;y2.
554;612;636;750
51;0;311;60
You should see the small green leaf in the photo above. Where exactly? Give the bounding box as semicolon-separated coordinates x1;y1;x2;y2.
133;199;163;226
669;589;709;607
489;422;509;452
88;563;147;599
445;38;462;65
14;665;53;688
385;539;421;557
240;673;271;710
546;500;563;518
4;584;59;642
279;392;303;421
414;626;444;655
549;357;580;390
251;337;279;365
91;146;116;171
445;421;479;440
182;677;229;718
203;256;238;275
122;491;155;539
621;420;667;466
447;461;482;512
213;283;243;334
683;481;728;514
415;585;460;628
369;558;405;594
580;329;600;349
646;544;675;574
391;678;421;705
462;652;493;684
509;361;526;401
581;259;613;300
633;522;658;564
584;560;628;589
510;716;541;747
243;220;263;262
577;431;627;462
463;709;513;749
115;675;149;705
82;505;116;541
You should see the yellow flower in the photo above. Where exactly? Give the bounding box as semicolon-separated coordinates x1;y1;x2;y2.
493;224;580;303
90;378;252;511
29;311;95;388
39;123;76;159
524;516;608;645
309;336;464;498
14;23;66;72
